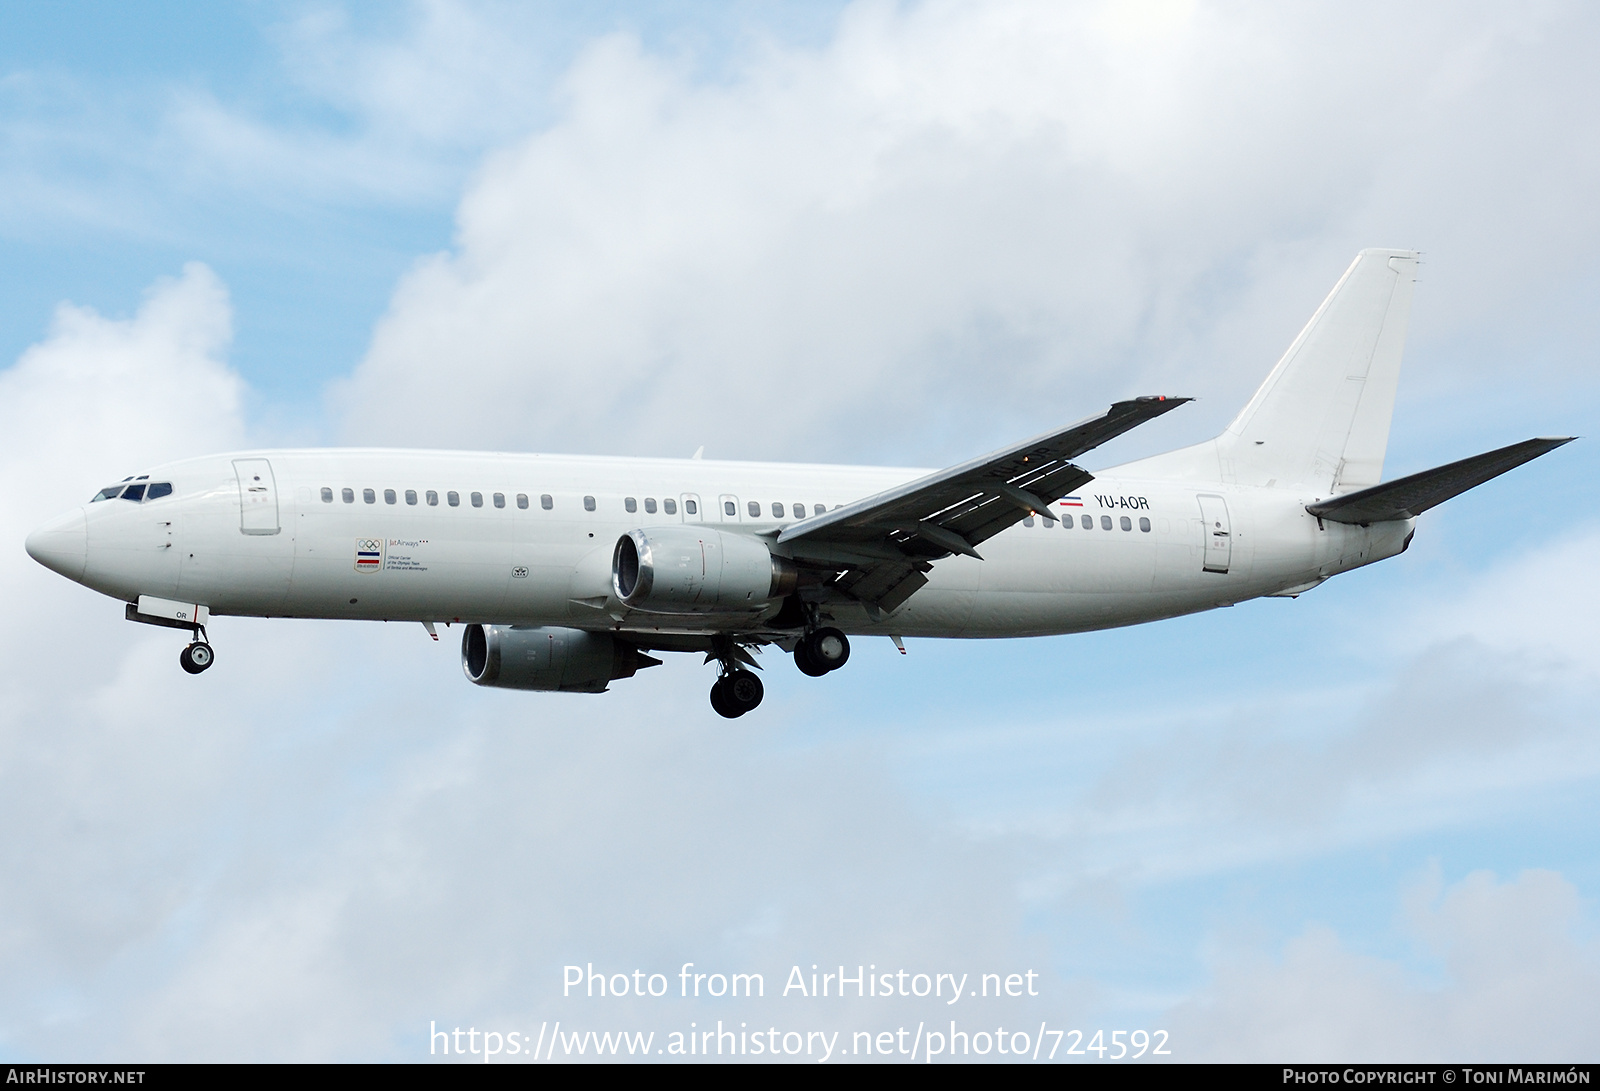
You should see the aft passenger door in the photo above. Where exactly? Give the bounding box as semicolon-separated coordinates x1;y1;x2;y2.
1197;494;1231;574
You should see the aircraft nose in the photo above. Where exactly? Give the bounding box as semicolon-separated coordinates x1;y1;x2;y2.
25;508;87;581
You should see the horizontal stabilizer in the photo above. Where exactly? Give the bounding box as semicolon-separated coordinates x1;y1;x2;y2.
1306;437;1575;525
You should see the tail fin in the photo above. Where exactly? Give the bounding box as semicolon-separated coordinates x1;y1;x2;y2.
1221;248;1419;492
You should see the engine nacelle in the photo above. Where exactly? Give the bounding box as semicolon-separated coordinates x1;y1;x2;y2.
612;527;797;614
461;624;655;693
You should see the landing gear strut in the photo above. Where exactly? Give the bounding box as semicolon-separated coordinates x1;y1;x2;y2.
794;627;849;676
179;628;215;675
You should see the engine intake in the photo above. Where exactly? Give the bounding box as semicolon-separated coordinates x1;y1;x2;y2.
461;624;657;692
612;527;796;614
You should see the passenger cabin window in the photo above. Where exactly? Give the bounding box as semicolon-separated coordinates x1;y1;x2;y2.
517;494;528;509
493;492;505;508
792;503;805;518
471;492;483;508
1100;515;1112;530
772;502;784;518
426;490;439;506
321;487;334;503
1120;516;1132;531
384;489;397;504
146;482;172;500
1023;516;1034;527
664;498;677;515
583;496;595;512
406;490;418;505
342;488;355;504
644;498;657;514
625;497;637;513
363;488;376;504
447;491;460;507
684;499;696;515
540;494;553;510
121;484;146;502
747;500;760;517
1063;513;1073;528
1139;517;1151;532
725;501;737;516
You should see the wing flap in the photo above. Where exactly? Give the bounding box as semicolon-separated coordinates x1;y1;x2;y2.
1306;437;1575;525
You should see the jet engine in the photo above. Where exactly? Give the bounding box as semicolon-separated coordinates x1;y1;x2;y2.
612;527;797;614
461;624;658;693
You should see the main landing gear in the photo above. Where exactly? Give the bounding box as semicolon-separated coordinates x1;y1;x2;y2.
710;669;764;719
794;627;850;677
704;626;850;718
179;629;215;675
707;636;765;718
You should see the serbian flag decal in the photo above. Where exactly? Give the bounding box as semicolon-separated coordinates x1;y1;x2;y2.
354;538;385;572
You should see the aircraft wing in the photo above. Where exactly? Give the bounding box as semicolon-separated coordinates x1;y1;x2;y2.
1306;436;1576;525
776;396;1190;613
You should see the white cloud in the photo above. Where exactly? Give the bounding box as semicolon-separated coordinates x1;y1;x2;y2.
0;264;256;1046
884;516;1600;893
1407;526;1600;679
336;0;1600;464
274;0;557;150
95;665;1055;1060
1170;867;1600;1061
0;261;242;544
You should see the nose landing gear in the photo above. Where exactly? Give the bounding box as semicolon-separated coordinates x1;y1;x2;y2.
124;603;216;675
179;629;215;675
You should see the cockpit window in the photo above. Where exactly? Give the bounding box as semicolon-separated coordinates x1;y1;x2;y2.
93;481;173;502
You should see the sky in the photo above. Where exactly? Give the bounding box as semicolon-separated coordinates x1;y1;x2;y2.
2;0;1599;1063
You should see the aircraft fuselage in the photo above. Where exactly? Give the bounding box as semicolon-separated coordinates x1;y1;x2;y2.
35;448;1411;640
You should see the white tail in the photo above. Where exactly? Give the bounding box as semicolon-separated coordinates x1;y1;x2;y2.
1118;249;1418;492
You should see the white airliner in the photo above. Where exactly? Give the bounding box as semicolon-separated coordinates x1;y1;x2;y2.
25;249;1573;716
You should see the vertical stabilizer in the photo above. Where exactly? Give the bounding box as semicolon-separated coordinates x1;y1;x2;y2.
1220;249;1418;492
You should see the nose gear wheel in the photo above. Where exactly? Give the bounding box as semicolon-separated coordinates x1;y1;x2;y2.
179;641;214;674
